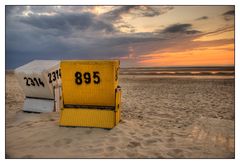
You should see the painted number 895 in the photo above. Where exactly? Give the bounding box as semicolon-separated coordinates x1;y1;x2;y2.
75;71;100;85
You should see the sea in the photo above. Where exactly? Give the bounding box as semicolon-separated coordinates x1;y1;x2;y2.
120;66;235;79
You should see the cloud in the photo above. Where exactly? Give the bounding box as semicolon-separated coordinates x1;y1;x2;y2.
203;25;234;37
117;23;136;33
161;23;201;35
222;10;234;21
6;6;28;16
195;16;208;21
19;12;117;34
101;6;174;22
101;6;135;21
134;6;174;17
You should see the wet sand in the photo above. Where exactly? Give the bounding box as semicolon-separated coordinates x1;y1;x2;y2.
5;72;234;158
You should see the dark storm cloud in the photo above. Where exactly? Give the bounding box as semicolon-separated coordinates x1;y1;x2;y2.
195;16;208;21
19;12;117;33
163;23;190;33
222;10;234;21
162;23;201;34
105;34;164;46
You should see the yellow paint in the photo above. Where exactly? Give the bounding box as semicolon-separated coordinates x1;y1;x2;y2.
115;87;121;124
60;108;116;128
61;60;120;106
59;60;121;129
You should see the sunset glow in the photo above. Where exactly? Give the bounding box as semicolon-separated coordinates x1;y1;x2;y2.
139;44;234;67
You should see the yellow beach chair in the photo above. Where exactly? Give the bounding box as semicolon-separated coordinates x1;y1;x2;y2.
59;60;121;129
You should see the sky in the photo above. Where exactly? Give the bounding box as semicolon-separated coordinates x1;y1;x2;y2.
5;5;234;69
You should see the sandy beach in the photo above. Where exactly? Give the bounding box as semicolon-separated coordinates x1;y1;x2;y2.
5;72;234;158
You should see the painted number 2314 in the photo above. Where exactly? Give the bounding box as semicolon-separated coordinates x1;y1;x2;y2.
24;77;45;87
48;69;61;84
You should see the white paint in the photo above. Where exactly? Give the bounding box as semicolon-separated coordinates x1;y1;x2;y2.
23;98;55;113
54;85;63;112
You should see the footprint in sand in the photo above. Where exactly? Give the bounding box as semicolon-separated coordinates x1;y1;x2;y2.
127;141;141;148
167;149;185;158
17;122;29;128
154;152;165;158
6;125;14;128
145;139;158;144
85;129;92;134
88;148;103;153
133;135;142;141
53;138;73;147
106;146;116;151
109;137;119;142
129;132;135;136
152;130;159;135
167;137;175;142
126;151;139;157
143;133;151;137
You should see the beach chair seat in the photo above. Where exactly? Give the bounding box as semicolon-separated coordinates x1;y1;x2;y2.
15;60;62;112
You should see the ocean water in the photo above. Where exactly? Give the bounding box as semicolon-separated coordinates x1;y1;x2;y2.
120;66;234;79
